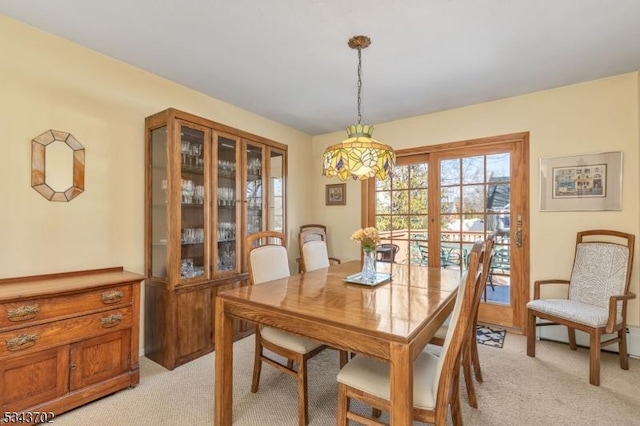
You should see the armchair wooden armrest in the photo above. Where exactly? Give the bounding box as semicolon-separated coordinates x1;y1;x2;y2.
329;257;341;265
605;292;637;333
533;279;570;299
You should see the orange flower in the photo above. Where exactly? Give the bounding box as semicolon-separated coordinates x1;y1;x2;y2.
350;227;380;250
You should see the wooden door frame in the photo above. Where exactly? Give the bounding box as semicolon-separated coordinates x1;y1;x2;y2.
362;132;530;331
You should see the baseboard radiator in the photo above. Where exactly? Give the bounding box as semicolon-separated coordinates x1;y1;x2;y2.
538;325;640;359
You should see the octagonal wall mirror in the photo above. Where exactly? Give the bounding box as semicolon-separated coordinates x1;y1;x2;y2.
31;130;85;202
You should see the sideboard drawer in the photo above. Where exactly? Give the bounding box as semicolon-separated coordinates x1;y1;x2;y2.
0;307;132;358
0;284;133;328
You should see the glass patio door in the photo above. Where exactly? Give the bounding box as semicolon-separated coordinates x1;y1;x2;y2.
367;133;529;330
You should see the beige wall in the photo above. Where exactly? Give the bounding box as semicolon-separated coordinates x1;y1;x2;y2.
312;73;640;326
0;16;314;351
2;15;639;333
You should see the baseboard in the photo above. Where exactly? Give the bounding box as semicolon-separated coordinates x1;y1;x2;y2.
538;325;640;358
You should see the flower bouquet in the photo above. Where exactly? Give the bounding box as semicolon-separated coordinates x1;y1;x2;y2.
351;227;380;280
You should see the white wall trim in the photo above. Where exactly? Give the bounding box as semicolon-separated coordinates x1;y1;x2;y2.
538;325;640;358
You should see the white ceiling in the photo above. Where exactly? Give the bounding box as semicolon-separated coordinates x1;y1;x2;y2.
2;1;640;136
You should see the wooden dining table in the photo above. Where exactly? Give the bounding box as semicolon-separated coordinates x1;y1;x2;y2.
214;260;463;425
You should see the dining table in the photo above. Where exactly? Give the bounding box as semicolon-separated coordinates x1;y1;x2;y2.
214;259;464;426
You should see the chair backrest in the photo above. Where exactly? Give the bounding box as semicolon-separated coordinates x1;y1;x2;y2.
301;240;331;272
299;224;328;244
432;241;482;402
376;243;399;263
479;235;496;294
247;231;290;285
569;230;635;311
299;225;331;272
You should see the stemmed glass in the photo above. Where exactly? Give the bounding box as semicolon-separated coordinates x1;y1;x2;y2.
181;141;190;165
181;179;194;203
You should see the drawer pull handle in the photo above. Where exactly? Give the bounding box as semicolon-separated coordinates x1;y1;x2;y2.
100;313;124;328
6;334;39;351
101;290;124;304
7;304;40;322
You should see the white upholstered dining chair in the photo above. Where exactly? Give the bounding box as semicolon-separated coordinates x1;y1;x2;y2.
335;243;483;425
526;229;635;386
247;231;327;426
298;224;341;273
429;236;494;409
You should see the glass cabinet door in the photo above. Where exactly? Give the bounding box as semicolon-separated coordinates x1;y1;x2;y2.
150;126;168;279
245;142;264;238
178;122;208;281
267;149;285;233
215;134;239;274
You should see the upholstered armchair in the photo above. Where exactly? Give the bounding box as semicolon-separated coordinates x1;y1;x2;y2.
526;229;635;386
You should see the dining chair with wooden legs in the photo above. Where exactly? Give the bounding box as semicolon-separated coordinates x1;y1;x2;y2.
428;236;494;409
526;229;635;386
335;244;483;426
468;235;496;384
297;224;341;273
247;231;327;426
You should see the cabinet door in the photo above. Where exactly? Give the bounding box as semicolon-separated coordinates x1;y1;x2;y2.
267;147;286;234
176;121;210;283
214;133;241;275
69;329;131;390
176;287;213;362
149;124;169;280
213;281;252;339
0;346;69;412
242;141;264;272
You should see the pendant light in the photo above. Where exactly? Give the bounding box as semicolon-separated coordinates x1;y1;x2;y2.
322;35;395;181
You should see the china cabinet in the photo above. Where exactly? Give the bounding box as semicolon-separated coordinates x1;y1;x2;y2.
0;267;143;421
144;108;287;369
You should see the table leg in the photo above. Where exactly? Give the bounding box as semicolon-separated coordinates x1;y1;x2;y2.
389;343;413;425
214;297;234;426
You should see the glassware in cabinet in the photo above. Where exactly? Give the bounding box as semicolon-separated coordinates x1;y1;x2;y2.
179;124;207;280
215;134;239;274
245;143;263;239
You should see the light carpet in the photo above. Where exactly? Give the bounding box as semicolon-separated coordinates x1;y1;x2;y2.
54;333;640;425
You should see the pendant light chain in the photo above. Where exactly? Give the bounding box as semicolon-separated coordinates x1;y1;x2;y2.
356;47;363;125
322;34;395;181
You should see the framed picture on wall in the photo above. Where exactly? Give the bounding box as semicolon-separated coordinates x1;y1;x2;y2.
325;183;346;206
539;151;623;211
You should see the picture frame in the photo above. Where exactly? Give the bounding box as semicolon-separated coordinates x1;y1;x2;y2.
325;183;346;206
539;151;622;211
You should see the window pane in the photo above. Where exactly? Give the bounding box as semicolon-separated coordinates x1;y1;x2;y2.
444;214;462;233
377;191;391;214
409;189;428;214
487;153;510;180
462;184;485;214
441;186;459;214
392;190;409;215
487;183;510;212
376;176;391;191
441;159;460;186
462;156;484;184
410;215;428;232
376;215;391;232
409;163;428;188
391;165;409;190
391;216;409;232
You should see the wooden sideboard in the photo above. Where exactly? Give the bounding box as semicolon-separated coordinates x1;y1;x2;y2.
0;267;144;422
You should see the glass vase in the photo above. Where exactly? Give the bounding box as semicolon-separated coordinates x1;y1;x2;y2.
361;247;377;281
